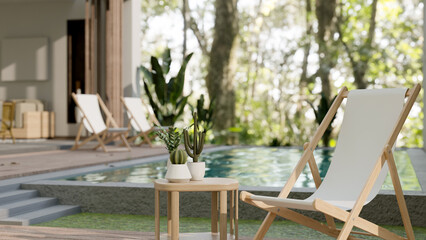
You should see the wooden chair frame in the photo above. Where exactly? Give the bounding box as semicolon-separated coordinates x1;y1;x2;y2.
121;97;155;147
71;93;131;153
240;84;421;240
1;101;16;144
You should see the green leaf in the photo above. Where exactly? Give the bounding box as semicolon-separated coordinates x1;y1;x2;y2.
142;77;160;120
139;66;153;83
151;56;166;105
173;96;188;123
174;53;193;101
168;77;178;105
161;48;171;75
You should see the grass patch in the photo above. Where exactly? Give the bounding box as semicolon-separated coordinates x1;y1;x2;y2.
36;213;426;239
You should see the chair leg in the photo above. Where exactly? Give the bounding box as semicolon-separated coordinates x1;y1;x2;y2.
325;214;336;229
136;132;152;147
9;129;15;144
93;132;108;152
119;133;131;151
73;134;97;151
253;212;276;240
314;199;405;240
385;150;415;240
127;134;140;144
72;122;85;150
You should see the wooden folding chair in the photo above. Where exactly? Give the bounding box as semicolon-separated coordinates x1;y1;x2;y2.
121;97;158;146
72;93;131;152
0;102;16;144
241;84;421;240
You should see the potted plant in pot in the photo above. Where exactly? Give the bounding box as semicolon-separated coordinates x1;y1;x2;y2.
157;127;182;168
184;112;206;181
164;149;191;183
157;127;191;182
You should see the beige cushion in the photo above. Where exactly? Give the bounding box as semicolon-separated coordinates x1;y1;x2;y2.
12;99;44;111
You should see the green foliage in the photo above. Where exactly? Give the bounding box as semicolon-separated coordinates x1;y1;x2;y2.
307;94;337;147
140;49;193;126
190;94;215;131
156;127;182;153
140;0;423;148
169;149;188;164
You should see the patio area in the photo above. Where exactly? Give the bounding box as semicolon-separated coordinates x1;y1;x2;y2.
0;139;169;180
0;140;424;239
0;140;300;239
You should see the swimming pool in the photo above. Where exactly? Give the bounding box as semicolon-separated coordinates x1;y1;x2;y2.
64;147;421;191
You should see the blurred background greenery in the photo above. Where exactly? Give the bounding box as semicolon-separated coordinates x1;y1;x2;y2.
138;0;423;148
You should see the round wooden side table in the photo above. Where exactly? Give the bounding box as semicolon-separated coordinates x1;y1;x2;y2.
154;178;239;240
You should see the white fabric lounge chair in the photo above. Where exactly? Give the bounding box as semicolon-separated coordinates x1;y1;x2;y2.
72;93;131;152
240;84;420;240
121;97;160;146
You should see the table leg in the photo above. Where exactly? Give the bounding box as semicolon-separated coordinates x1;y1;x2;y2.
220;191;227;240
211;191;218;233
171;191;179;240
230;190;234;235
167;192;171;236
155;189;160;240
235;189;239;240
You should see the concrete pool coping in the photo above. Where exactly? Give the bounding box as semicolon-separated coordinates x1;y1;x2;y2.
1;146;426;226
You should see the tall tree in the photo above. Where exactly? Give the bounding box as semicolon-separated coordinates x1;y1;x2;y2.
206;0;239;143
315;0;338;100
337;0;378;89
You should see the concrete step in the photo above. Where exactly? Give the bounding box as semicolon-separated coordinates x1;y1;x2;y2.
0;205;81;226
0;184;20;193
0;190;38;204
0;197;57;218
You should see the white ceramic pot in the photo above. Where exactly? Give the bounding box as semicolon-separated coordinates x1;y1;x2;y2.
187;162;205;181
167;158;187;169
165;164;192;183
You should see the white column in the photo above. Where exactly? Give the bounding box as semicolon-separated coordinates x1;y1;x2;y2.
122;0;141;98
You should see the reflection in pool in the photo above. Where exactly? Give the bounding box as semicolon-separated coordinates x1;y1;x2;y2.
64;147;421;191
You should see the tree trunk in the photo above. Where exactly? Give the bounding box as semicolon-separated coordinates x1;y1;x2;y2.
206;0;239;144
315;0;337;101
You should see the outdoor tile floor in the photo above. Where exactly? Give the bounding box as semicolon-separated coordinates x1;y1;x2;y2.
0;140;168;180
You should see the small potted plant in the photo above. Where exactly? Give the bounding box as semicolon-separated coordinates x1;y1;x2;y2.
164;149;191;183
157;127;183;167
157;127;191;183
184;112;206;181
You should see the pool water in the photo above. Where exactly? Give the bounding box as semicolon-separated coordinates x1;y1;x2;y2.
65;147;421;191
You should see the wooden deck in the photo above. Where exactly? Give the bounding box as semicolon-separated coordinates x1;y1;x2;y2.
0;225;291;240
0;225;144;240
0;144;168;180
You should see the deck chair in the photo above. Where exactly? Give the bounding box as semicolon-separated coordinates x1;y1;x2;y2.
72;93;131;152
241;84;420;240
121;97;158;146
0;102;16;144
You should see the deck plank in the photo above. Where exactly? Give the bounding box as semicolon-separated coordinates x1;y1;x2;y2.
0;225;293;240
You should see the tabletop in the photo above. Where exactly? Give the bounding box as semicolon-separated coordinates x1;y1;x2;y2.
154;178;239;192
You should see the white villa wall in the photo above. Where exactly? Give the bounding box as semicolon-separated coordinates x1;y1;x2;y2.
0;0;85;137
0;0;141;137
123;0;141;99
